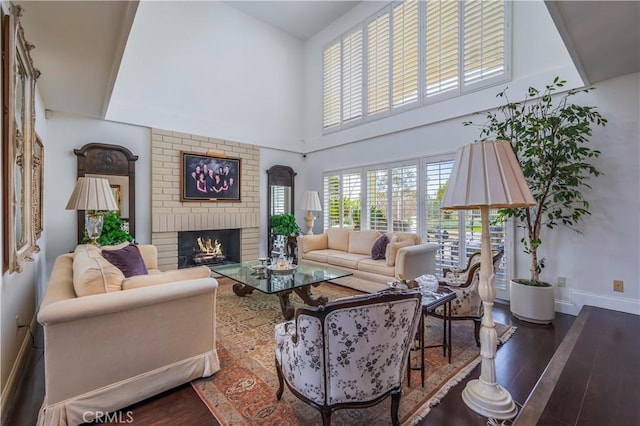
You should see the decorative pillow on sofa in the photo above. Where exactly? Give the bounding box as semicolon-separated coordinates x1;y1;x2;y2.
73;245;125;296
386;240;414;267
371;234;389;260
122;266;211;290
102;243;148;278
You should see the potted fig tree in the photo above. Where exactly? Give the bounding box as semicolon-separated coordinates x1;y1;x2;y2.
464;77;606;323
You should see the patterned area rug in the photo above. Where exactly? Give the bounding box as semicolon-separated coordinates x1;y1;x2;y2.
192;279;516;425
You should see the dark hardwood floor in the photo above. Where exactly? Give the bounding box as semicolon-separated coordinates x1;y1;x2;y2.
5;303;638;425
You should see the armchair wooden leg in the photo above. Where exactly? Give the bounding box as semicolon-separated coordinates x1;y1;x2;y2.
321;408;332;425
275;358;285;400
391;391;401;426
473;319;481;347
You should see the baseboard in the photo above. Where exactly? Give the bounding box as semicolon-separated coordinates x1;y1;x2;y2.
555;289;640;316
0;314;37;425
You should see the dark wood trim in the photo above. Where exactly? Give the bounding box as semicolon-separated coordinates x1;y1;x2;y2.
266;165;296;254
74;143;138;243
2;13;10;272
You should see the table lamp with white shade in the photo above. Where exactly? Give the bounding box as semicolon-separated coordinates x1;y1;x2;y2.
441;140;535;420
298;190;322;235
66;177;119;245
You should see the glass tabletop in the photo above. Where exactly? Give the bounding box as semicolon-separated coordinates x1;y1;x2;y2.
209;261;353;294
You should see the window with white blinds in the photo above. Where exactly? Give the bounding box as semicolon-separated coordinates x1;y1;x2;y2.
391;165;418;231
323;41;341;129
367;12;390;116
366;168;389;231
425;0;459;97
342;28;364;123
322;0;509;132
391;0;420;109
463;0;506;87
323;172;362;230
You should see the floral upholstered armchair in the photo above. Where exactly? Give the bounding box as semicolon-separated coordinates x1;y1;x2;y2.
435;248;504;346
274;289;422;425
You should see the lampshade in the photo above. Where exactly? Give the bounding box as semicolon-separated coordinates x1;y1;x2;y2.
298;190;322;212
441;140;535;210
66;177;119;211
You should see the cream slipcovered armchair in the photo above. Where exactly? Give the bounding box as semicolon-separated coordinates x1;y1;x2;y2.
37;244;220;425
435;248;504;346
274;289;422;425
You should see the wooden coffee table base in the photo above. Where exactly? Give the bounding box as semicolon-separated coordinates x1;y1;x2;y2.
232;282;329;320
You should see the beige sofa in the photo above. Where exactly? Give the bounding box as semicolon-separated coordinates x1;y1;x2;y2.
37;244;220;426
297;228;438;293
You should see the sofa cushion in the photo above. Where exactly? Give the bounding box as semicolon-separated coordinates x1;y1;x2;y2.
387;232;421;245
326;227;350;251
371;234;389;260
302;249;347;264
300;234;328;253
384;235;399;260
72;245;125;296
386;240;415;267
123;266;211;290
348;230;381;255
357;258;396;277
102;243;149;278
326;253;369;269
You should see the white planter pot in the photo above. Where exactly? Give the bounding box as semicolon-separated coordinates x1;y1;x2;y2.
509;279;555;324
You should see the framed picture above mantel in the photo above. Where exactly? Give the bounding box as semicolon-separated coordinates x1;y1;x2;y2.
180;151;241;202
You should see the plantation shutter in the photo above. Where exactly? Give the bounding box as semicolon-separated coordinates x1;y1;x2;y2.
270;186;286;215
322;41;341;129
367;11;390;116
323;175;341;229
425;0;460;97
391;165;418;232
342;172;362;230
424;159;460;274
342;28;364;123
366;168;389;232
392;0;419;109
463;0;506;87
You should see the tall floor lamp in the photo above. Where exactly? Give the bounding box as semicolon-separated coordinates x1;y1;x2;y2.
299;190;322;235
66;177;119;245
441;140;534;420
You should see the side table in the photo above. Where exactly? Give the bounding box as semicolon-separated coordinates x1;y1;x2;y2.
407;287;456;387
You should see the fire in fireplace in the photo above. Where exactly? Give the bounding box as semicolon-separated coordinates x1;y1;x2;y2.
178;229;240;269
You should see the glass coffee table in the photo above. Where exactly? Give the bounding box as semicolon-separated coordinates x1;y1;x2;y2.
209;261;353;320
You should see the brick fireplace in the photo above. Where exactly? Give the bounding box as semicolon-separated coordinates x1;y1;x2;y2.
150;129;260;270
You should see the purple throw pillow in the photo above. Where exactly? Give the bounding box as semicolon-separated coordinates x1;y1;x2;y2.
371;234;389;260
102;243;148;278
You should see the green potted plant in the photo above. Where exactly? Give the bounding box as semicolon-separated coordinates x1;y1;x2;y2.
270;213;300;236
464;77;606;323
82;211;134;246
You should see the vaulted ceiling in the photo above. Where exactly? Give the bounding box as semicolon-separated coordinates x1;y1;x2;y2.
15;1;640;125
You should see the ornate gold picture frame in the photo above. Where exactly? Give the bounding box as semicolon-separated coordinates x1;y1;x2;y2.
2;4;41;273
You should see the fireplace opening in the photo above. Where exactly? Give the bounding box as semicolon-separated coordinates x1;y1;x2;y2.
178;229;240;269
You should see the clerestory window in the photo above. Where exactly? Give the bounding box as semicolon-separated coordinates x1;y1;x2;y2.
322;0;510;133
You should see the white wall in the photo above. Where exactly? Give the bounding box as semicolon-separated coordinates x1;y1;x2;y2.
106;1;304;152
1;89;48;396
302;0;581;152
43;113;151;276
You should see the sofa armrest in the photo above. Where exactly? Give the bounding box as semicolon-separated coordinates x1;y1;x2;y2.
38;278;217;325
395;243;438;281
37;277;218;405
